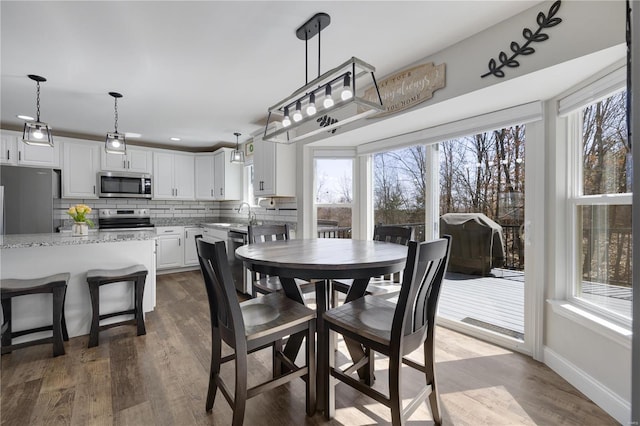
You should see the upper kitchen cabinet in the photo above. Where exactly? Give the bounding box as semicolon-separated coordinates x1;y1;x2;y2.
62;139;101;198
153;152;195;200
194;154;215;200
101;147;152;173
213;148;242;201
253;136;296;197
0;130;60;167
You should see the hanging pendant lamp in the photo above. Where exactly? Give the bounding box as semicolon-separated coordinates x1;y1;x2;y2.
230;132;244;164
105;92;126;155
22;74;54;147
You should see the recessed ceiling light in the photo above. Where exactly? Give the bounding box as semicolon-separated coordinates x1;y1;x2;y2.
125;132;141;138
17;114;34;121
170;137;181;141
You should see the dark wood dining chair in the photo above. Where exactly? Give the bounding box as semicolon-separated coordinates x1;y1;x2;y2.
247;224;316;299
323;235;451;425
196;236;316;425
331;224;414;307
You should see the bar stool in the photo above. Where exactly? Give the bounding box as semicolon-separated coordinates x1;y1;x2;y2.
1;273;70;357
86;265;148;348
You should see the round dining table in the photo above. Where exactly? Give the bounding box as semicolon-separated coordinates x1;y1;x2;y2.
235;238;408;411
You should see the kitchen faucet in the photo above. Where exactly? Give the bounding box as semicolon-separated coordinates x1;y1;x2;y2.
237;202;257;225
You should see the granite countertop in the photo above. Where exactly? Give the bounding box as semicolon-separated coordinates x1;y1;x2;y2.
0;230;158;249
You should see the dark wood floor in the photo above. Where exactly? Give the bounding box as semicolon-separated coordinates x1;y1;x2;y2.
1;270;618;425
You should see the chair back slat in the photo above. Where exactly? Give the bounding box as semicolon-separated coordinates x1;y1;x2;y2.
373;225;413;245
248;224;290;243
391;236;451;351
196;236;245;347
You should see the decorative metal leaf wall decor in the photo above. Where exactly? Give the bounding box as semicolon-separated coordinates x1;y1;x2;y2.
481;0;562;78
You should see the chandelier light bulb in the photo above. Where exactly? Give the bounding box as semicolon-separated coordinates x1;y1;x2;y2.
341;75;353;101
282;107;291;127
306;93;317;116
293;101;303;122
32;129;44;139
323;85;334;108
111;139;121;148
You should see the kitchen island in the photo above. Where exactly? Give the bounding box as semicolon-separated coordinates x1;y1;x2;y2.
0;230;157;341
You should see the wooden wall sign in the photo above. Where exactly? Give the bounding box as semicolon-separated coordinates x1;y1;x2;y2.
362;62;446;118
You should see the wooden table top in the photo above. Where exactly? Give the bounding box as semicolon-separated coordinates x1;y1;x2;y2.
235;238;408;280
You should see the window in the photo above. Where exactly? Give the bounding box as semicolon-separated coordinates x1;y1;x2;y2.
315;158;352;238
569;89;632;321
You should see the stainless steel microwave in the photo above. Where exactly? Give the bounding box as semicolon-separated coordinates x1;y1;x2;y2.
97;171;152;198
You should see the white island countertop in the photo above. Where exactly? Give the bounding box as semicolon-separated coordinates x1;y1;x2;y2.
1;230;157;340
0;230;157;249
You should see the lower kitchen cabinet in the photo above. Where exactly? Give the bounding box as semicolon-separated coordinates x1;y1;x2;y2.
184;226;203;266
156;227;183;269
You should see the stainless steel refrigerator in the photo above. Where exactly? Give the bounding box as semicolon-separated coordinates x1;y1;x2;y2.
0;165;59;234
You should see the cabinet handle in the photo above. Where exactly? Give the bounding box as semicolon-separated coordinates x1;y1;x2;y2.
127;160;130;169
179;238;181;246
175;188;178;196
7;150;9;160
18;151;21;161
220;188;223;196
93;185;96;194
123;159;126;168
210;189;213;196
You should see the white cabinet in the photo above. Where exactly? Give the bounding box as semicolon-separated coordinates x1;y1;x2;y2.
153;152;195;200
156;227;184;269
62;140;101;198
253;137;296;197
184;227;203;266
102;147;152;173
194;155;215;200
1;130;60;167
213;148;242;201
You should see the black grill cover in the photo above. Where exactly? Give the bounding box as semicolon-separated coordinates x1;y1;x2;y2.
440;213;505;276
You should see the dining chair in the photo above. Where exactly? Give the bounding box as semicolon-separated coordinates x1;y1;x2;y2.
331;224;413;307
322;235;451;425
196;236;316;425
247;224;316;299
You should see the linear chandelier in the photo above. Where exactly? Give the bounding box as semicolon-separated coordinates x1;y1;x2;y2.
263;13;384;144
22;74;54;147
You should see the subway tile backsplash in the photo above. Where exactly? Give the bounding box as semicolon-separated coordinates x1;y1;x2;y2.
54;197;298;228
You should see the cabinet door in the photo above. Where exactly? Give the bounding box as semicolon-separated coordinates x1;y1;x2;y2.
195;155;215;200
18;140;59;167
254;139;276;196
153;152;175;199
0;133;17;165
156;235;183;269
126;148;152;173
62;141;100;198
102;150;127;171
184;227;203;266
173;153;194;200
213;150;226;200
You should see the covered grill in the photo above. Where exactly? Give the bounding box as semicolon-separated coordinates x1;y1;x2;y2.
440;213;505;276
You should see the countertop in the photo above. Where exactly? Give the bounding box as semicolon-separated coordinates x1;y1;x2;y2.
0;230;158;249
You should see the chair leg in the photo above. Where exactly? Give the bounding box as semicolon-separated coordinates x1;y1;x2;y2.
206;327;222;412
324;323;335;420
88;283;100;348
232;345;248;426
61;287;69;341
424;342;442;425
52;287;65;357
135;276;147;336
388;354;404;426
306;320;316;416
1;298;12;353
272;339;282;378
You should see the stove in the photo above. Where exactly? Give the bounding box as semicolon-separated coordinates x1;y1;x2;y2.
98;208;155;231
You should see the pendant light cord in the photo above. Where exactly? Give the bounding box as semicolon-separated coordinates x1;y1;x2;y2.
36;81;41;121
114;97;119;133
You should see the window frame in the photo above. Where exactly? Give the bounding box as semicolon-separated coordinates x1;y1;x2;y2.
564;85;632;328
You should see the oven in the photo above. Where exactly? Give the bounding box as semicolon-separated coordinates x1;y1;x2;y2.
98;208;155;231
97;171;152;199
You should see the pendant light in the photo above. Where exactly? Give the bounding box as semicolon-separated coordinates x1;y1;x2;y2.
105;92;126;155
230;132;244;164
22;74;54;147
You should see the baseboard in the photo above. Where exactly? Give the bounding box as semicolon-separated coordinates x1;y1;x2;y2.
543;346;630;424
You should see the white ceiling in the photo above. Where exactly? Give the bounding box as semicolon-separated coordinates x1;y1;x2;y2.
1;1;550;150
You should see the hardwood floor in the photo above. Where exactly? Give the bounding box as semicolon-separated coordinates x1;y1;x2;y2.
1;270;618;425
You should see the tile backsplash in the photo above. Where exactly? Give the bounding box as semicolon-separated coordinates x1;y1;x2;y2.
54;197;298;228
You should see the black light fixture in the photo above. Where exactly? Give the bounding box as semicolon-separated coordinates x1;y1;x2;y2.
264;12;384;144
230;132;244;164
22;74;54;147
105;92;126;155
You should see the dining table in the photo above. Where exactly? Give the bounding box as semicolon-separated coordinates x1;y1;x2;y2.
235;238;408;411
